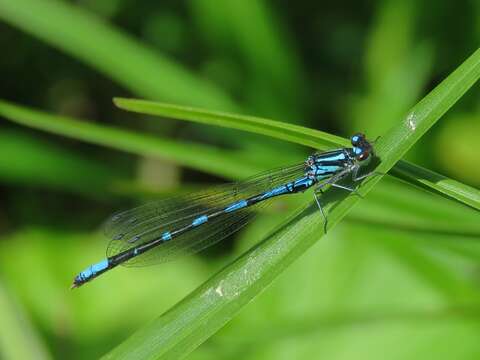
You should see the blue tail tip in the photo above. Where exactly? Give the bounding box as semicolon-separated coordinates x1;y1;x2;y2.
71;259;109;289
71;275;84;289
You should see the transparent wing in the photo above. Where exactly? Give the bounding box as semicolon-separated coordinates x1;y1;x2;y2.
104;162;306;267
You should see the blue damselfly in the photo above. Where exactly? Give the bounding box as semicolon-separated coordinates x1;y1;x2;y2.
72;133;376;288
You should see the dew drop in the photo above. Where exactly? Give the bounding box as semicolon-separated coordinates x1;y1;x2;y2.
215;285;224;297
406;113;417;131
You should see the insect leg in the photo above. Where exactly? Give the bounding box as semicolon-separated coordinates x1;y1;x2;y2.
353;170;384;182
330;183;364;198
313;190;328;234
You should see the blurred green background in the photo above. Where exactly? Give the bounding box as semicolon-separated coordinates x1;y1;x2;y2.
0;0;480;359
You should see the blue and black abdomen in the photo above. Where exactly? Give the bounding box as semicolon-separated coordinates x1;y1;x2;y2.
73;134;375;288
100;163;309;269
100;157;344;273
105;174;316;269
72;150;354;287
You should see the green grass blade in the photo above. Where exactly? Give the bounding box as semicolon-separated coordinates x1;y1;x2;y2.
102;203;322;360
114;97;480;210
0;0;236;110
375;50;480;170
1;97;478;216
349;177;480;237
2;97;476;235
0;283;51;360
0;129;123;196
0;100;259;179
113;97;346;149
103;48;480;360
390;161;480;211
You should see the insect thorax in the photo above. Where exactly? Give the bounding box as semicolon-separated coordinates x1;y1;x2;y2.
304;149;354;181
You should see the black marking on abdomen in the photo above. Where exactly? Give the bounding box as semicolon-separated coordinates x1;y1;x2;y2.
108;176;312;267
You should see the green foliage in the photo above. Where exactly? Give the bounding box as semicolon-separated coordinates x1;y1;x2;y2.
0;284;51;360
113;97;480;211
0;100;260;179
0;1;479;360
102;47;480;359
0;0;236;111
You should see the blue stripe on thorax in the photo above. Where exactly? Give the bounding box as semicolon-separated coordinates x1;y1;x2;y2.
315;150;347;164
313;164;343;180
317;164;343;173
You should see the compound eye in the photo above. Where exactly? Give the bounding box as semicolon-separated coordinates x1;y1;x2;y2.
358;150;370;161
351;133;364;146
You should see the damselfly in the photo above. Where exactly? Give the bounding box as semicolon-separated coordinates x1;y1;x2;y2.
72;133;376;288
